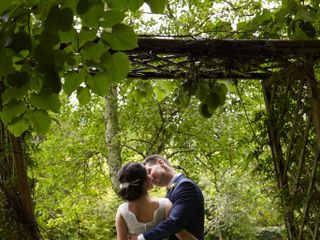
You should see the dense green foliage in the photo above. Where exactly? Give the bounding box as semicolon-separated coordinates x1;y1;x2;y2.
1;0;320;239
0;0;319;135
28;80;283;239
0;0;167;136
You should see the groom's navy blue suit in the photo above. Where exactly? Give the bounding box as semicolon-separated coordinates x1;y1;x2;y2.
143;174;204;240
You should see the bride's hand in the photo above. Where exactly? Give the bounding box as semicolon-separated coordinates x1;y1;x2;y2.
127;234;138;240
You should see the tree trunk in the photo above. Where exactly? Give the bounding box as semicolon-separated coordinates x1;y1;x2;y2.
0;128;40;239
0;81;39;238
105;85;121;193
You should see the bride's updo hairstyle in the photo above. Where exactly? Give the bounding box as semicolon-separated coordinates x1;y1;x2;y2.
118;162;147;201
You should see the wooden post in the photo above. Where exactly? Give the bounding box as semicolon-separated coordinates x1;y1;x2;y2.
262;80;297;239
301;57;320;239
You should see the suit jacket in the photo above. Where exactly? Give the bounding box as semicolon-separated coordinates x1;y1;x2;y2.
143;174;204;240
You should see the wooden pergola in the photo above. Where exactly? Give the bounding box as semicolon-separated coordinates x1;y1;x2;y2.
128;38;320;240
128;38;320;80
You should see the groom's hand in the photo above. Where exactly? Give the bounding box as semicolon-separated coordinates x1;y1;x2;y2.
127;234;138;240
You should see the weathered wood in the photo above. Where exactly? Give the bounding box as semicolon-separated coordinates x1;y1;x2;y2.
127;38;320;80
263;81;297;239
132;38;320;58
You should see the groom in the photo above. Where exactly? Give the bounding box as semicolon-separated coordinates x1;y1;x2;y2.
132;154;204;240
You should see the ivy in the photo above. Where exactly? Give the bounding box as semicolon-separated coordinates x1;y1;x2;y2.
29;93;61;113
101;10;126;28
0;101;26;125
86;72;112;96
24;109;52;134
77;86;91;106
101;24;138;50
146;0;168;14
63;70;86;97
0;0;167;136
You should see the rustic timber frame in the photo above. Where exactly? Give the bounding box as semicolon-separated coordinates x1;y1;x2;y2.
1;38;320;239
127;38;320;239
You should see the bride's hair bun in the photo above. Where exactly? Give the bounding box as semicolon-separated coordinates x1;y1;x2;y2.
118;162;147;201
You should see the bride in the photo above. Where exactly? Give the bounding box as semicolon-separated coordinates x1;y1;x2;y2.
115;162;197;240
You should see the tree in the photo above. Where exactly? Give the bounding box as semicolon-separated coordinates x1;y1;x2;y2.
1;0;320;238
0;0;167;238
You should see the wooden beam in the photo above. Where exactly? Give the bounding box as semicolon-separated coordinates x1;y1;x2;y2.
130;38;320;58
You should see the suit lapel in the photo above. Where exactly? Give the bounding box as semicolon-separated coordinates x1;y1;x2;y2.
166;174;185;201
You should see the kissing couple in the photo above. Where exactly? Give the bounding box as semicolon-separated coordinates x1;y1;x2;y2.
115;154;204;240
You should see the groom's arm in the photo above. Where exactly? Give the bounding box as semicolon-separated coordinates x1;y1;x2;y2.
138;181;199;240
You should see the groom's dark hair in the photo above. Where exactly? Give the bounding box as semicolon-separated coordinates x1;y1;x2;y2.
143;154;171;166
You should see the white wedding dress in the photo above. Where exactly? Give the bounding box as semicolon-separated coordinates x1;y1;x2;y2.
118;197;168;239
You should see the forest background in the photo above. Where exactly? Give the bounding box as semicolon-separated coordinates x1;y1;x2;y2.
0;0;319;239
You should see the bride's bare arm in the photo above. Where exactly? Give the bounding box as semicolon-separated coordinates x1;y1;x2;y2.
175;230;198;240
115;208;129;240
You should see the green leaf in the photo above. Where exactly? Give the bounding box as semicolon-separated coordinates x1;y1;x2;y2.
154;86;167;101
216;83;228;105
39;30;60;50
24;110;51;134
81;41;106;61
132;89;147;103
45;6;74;32
77;87;91;106
53;49;73;70
77;0;95;15
60;28;78;51
29;73;43;93
101;51;131;81
0;49;13;77
0;0;11;15
250;9;272;28
136;81;153;98
300;21;316;39
86;72;112;96
34;45;55;71
0;101;26;125
80;1;104;28
1;85;28;104
63;70;85;96
146;0;167;14
62;0;78;13
199;102;213;118
205;92;220;111
213;21;233;33
296;7;313;22
44;5;61;32
7;31;31;52
101;10;125;28
291;21;311;39
195;82;210;101
59;7;74;31
102;24;137;50
43;70;62;94
5;71;29;88
7;118;30;137
156;80;175;93
106;0;128;10
78;27;97;48
128;0;144;11
30;93;61;113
